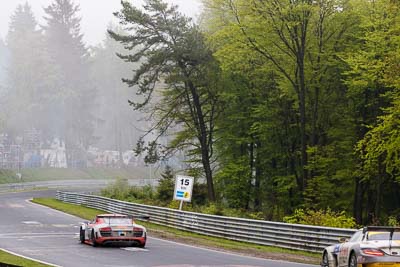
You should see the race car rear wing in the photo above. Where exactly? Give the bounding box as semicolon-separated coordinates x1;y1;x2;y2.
363;226;400;250
95;214;150;221
363;226;400;234
363;226;400;251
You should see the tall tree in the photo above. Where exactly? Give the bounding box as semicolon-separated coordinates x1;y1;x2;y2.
109;0;222;201
203;0;357;214
205;0;353;191
3;3;50;137
0;38;8;130
90;25;144;164
346;0;400;223
42;0;95;166
0;39;8;89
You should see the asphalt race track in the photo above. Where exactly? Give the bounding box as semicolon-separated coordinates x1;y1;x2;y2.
0;190;319;267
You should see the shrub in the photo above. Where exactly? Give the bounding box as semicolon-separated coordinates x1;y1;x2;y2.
100;177;130;199
200;203;224;216
101;177;155;202
388;216;399;226
192;182;208;206
283;208;357;228
167;200;195;211
157;166;175;202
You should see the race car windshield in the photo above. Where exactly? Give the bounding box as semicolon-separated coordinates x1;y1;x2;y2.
103;218;132;225
368;231;400;241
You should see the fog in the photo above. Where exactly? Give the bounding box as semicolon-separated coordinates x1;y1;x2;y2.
0;0;203;45
0;0;201;170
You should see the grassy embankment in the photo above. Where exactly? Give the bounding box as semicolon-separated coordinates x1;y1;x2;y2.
0;249;50;267
32;198;320;265
0;167;158;184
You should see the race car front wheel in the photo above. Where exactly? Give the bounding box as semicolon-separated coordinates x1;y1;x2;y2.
321;251;329;267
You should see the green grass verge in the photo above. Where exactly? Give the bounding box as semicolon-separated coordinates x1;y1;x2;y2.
0;249;50;267
31;198;320;264
0;167;159;184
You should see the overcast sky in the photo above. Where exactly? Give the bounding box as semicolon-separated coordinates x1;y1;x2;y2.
0;0;202;46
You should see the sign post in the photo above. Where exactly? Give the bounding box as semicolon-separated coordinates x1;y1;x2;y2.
173;175;194;210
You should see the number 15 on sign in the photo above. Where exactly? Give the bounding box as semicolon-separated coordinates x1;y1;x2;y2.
174;175;194;204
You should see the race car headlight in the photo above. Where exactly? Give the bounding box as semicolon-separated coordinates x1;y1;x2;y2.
361;248;385;256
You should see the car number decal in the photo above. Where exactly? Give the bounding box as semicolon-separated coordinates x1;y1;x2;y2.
339;246;348;258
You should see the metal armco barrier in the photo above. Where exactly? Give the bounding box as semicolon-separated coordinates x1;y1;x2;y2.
56;191;356;252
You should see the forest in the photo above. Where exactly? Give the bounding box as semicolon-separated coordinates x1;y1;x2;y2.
0;0;399;226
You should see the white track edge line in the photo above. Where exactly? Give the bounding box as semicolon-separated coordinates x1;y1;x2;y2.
0;248;62;267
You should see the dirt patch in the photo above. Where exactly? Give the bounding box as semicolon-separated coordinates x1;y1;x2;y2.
148;228;320;265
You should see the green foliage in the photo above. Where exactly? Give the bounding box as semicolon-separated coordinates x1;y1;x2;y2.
200;0;400;225
101;178;155;203
340;0;400;224
199;203;224;216
167;200;181;210
100;175;263;220
283;209;357;229
192;182;208;206
202;0;363;221
215;159;251;209
198;203;264;219
387;216;399;227
157;165;208;206
304;145;355;211
157;166;175;202
357;96;400;180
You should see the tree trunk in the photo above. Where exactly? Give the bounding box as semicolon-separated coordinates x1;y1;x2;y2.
254;141;262;211
186;78;216;202
202;152;215;202
353;177;364;224
298;50;308;191
374;159;385;221
247;142;254;210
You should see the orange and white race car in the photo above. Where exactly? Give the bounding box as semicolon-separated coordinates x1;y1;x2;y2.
79;214;147;247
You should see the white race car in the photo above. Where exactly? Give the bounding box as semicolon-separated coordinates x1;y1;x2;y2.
80;214;147;247
321;226;400;267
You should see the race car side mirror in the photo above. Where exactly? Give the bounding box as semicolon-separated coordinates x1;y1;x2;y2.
339;237;348;243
